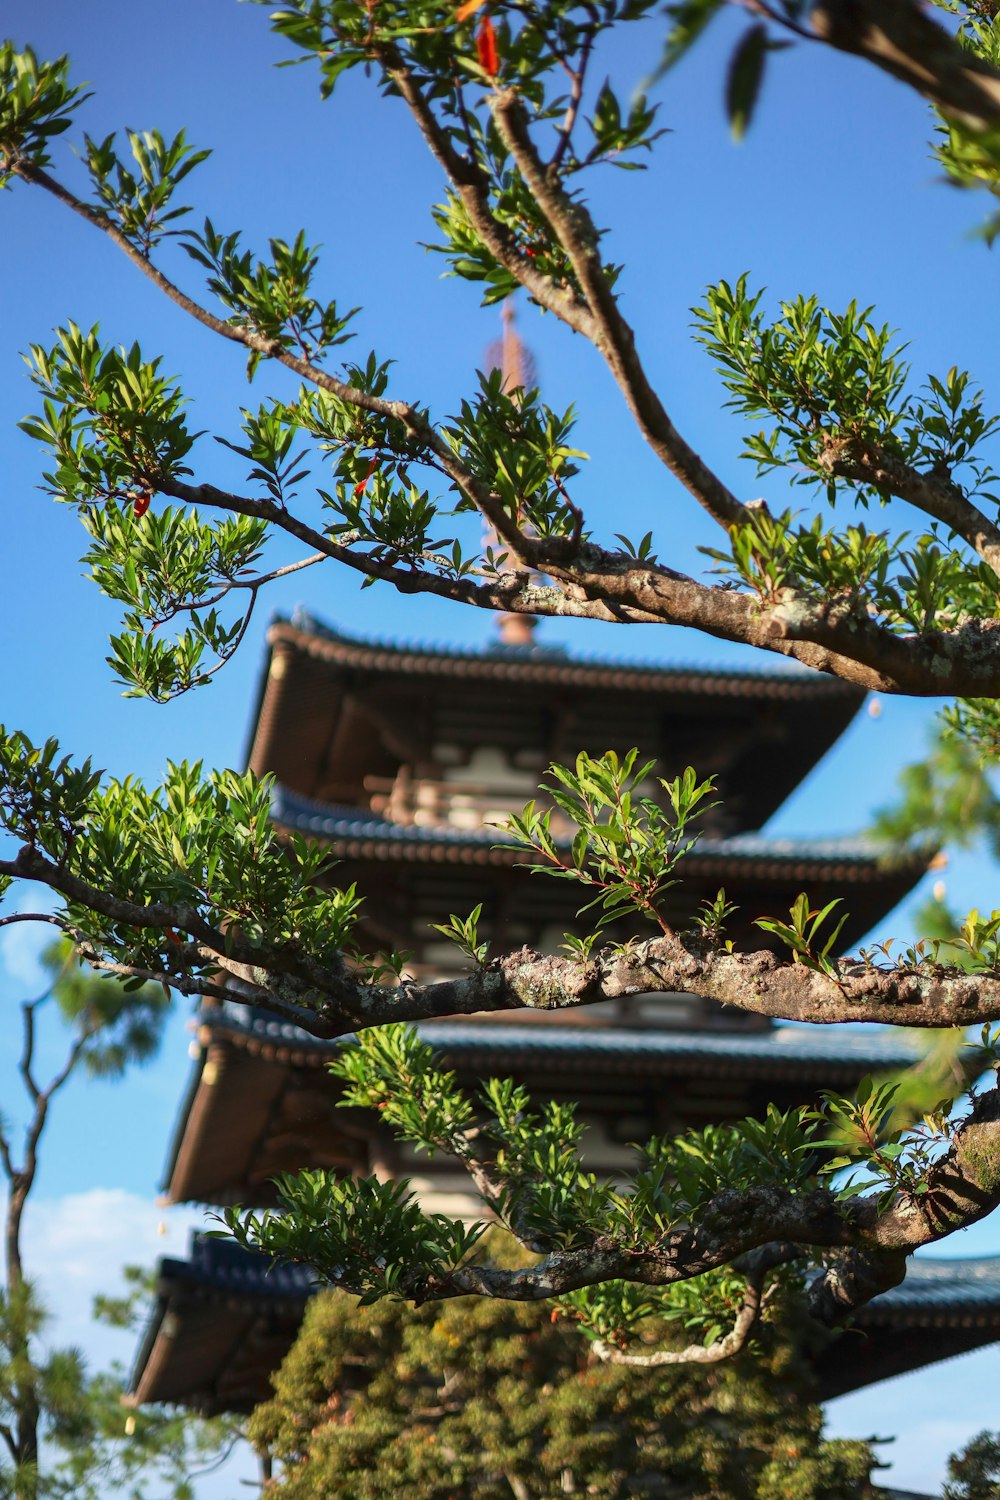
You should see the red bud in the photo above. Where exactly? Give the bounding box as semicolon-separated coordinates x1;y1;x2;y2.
353;455;379;500
477;16;499;77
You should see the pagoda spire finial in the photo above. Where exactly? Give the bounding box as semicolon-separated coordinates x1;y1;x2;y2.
485;298;539;648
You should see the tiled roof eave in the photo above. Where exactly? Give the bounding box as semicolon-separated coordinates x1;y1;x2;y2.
269;786;929;883
266;616;864;703
858;1305;1000;1328
196;1007;924;1078
158;1263;315;1308
292;836;925;884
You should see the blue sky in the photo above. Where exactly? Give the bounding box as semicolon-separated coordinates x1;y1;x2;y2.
2;0;1000;1491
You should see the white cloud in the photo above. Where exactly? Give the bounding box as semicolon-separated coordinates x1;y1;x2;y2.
22;1188;211;1362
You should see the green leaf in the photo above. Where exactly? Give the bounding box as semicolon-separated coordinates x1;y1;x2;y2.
653;0;726;79
725;25;768;141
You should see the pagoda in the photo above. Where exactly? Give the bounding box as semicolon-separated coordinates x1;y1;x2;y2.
123;607;1000;1417
127;304;1000;1423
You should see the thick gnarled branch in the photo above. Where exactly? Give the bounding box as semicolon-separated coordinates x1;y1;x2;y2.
12;843;1000;1033
591;1245;795;1367
149;475;1000;696
346;931;1000;1032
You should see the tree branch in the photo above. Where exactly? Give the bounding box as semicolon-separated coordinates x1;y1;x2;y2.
165;473;1000;694
0;1421;16;1464
377;45;595;336
16;838;1000;1033
23;145;1000;696
18;998;41;1107
166;491;1000;693
351;1090;1000;1326
590;1247;790;1367
809;0;1000;132
13;162;549;566
158;479;549;604
185;922;1000;1027
0;846;357;1032
71;947;326;1031
0;1121;14;1184
550;21;597;171
819;434;1000;577
338;930;1000;1034
0;913;73;935
488;89;749;534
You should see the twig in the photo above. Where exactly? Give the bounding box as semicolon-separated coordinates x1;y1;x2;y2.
550;18;598;171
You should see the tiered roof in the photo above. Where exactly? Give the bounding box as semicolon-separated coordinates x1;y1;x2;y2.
270;783;927;955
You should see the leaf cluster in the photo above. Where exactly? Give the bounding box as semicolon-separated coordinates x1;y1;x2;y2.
263;0;660;304
755;892;847;979
0;43;87;187
227;1023;828;1350
294;354;444;570
44;939;170;1076
694;278;999;522
558;1261;781;1350
873;727;1000;848
84;128;209;256
221;1173;486;1306
333;1024;476;1155
81;502;268;699
0;730;103;860
182;219;357;377
705;506;1000;633
444;366;587;539
21;324;197;508
0;732;362;985
931;7;1000;240
693;277;909;491
216;401;311;506
264;0;661;146
429;902;490;965
502;752;716;934
810;1074;958;1211
0;1294;236;1500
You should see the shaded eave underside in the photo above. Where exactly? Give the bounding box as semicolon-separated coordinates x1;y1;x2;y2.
246;617;865;833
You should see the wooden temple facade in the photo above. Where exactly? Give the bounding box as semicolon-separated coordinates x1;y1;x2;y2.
129;613;1000;1414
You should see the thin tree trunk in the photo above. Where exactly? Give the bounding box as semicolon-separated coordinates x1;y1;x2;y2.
7;1176;40;1500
